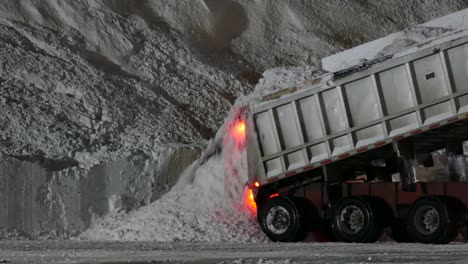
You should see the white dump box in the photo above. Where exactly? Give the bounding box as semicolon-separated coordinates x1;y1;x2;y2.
246;28;468;186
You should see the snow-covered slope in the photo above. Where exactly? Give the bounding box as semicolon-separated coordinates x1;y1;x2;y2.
0;0;250;168
1;0;466;166
148;0;468;69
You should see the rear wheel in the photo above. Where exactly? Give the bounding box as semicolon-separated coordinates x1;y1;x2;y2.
258;196;307;242
331;196;385;243
407;197;458;244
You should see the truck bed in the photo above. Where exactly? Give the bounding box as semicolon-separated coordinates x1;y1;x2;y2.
247;28;468;186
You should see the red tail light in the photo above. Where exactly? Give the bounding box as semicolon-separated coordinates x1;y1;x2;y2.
269;193;279;199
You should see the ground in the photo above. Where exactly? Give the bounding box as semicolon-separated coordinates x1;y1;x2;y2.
1;241;468;263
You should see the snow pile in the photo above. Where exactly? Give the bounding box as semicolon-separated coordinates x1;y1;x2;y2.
0;0;249;168
145;0;467;70
0;0;466;168
80;105;267;242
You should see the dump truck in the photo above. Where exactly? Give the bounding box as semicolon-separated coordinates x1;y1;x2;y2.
242;28;468;244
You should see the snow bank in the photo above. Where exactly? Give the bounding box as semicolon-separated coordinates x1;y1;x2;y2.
0;0;465;167
80;159;265;242
140;0;467;71
0;0;247;168
0;147;202;239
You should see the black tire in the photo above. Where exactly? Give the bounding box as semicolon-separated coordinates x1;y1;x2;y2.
407;196;458;244
331;196;385;243
258;196;307;242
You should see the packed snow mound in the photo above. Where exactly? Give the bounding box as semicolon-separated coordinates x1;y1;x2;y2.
81;159;265;242
0;0;466;167
0;0;249;167
147;0;468;69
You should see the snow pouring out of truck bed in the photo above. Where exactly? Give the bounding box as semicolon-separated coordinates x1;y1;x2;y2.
80;103;265;242
80;66;325;243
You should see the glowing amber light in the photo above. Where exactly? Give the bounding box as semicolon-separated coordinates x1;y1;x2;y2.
254;181;260;188
244;188;257;214
233;120;246;142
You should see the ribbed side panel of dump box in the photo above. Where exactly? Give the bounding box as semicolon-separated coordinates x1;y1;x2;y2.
252;34;468;183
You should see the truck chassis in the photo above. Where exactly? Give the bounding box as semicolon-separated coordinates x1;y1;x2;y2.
247;29;468;244
253;116;468;244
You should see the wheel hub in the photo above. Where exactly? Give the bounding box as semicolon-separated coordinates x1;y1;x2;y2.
266;206;291;235
339;205;365;234
415;206;440;235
